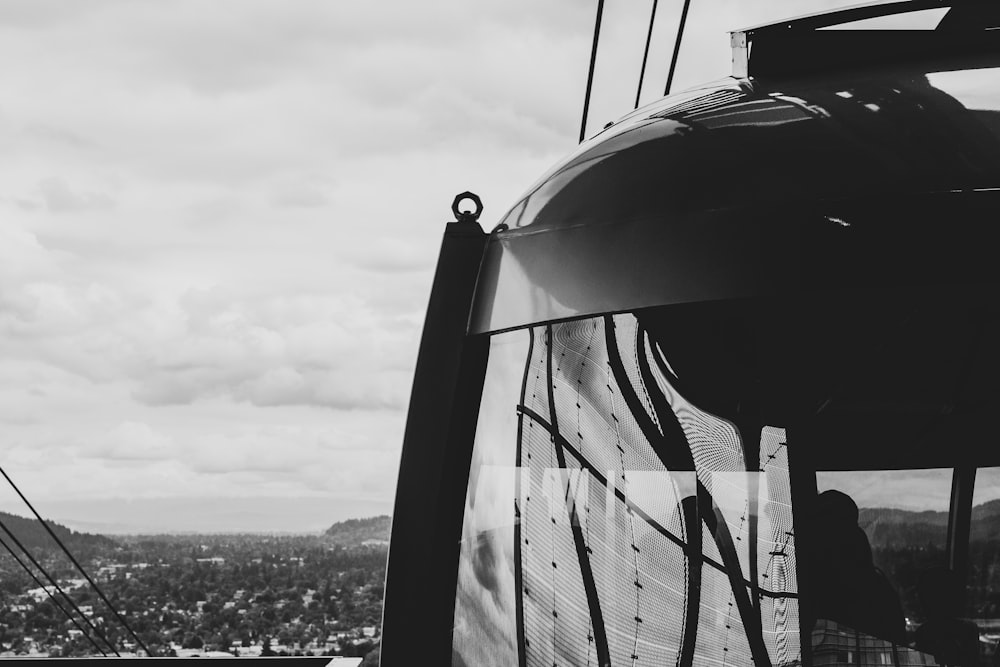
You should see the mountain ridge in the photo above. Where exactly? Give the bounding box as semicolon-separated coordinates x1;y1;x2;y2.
323;515;391;547
0;510;115;554
859;498;1000;548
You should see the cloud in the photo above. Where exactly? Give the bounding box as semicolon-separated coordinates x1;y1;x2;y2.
0;413;402;510
36;177;115;213
2;256;418;409
24;123;94;150
819;469;955;511
0;201;424;409
81;421;174;461
231;367;409;410
272;187;329;209
0;225;65;281
14;199;41;211
0;0;861;531
346;237;436;274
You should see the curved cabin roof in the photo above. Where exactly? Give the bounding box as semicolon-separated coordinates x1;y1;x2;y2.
470;18;1000;334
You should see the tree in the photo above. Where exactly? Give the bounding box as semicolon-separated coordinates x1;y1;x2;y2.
361;645;381;667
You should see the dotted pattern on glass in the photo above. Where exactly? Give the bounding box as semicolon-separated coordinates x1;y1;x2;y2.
454;313;802;667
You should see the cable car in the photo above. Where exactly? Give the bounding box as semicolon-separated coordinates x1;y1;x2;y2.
382;2;1000;666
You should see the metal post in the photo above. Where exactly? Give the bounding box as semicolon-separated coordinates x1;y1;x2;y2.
380;193;490;666
947;465;976;605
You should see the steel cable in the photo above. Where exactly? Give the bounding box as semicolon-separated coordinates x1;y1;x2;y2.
664;0;693;95
635;0;660;108
0;466;152;656
0;533;108;656
579;0;606;143
0;517;118;656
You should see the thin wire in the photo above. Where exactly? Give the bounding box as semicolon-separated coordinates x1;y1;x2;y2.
0;533;108;656
579;0;606;143
635;0;660;108
664;0;693;96
0;466;153;656
0;517;118;656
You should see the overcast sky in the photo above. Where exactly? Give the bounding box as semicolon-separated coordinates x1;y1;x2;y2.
2;0;933;534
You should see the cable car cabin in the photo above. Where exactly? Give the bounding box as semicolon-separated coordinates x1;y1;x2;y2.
382;3;1000;666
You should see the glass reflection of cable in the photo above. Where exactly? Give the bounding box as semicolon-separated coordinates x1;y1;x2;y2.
610;382;643;667
634;324;702;667
760;441;791;584
0;465;153;656
759;439;794;666
722;509;748;667
546;324;611;667
545;329;558;667
521;329;547;663
0;517;118;656
0;533;108;656
513;328;534;667
609;316;772;667
517;404;797;600
574;321;600;667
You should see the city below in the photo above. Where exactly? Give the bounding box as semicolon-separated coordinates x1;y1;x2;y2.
0;513;389;663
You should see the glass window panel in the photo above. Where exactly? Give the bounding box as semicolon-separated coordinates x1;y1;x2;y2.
454;287;1000;667
968;466;1000;662
817;469;951;642
452;329;528;667
453;315;798;667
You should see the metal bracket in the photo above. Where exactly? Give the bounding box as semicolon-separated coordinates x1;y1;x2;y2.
731;31;748;79
452;191;483;224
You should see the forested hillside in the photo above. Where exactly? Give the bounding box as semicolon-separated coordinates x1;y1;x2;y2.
323;516;390;547
0;511;112;553
859;500;1000;621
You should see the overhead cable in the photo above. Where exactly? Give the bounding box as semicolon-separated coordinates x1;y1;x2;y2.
635;0;660;108
664;0;693;96
0;533;108;656
0;518;117;656
579;0;607;143
0;466;153;656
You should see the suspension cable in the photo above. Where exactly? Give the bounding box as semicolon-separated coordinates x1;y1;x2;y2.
0;466;153;656
0;533;108;656
664;0;693;96
635;0;660;108
579;0;606;143
0;517;118;656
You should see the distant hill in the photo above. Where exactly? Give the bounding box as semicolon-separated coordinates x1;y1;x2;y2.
0;510;115;553
323;515;391;547
859;498;1000;549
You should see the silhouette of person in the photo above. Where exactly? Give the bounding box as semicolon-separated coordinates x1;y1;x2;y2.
810;490;907;643
914;566;980;667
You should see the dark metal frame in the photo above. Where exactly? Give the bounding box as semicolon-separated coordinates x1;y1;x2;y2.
384;215;996;667
948;466;977;604
738;0;983;33
732;1;1000;80
380;217;489;667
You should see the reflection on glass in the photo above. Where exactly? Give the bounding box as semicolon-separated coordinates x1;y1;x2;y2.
817;470;951;634
968;467;1000;664
927;68;1000;114
453;315;798;667
452;330;527;667
453;292;1000;667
